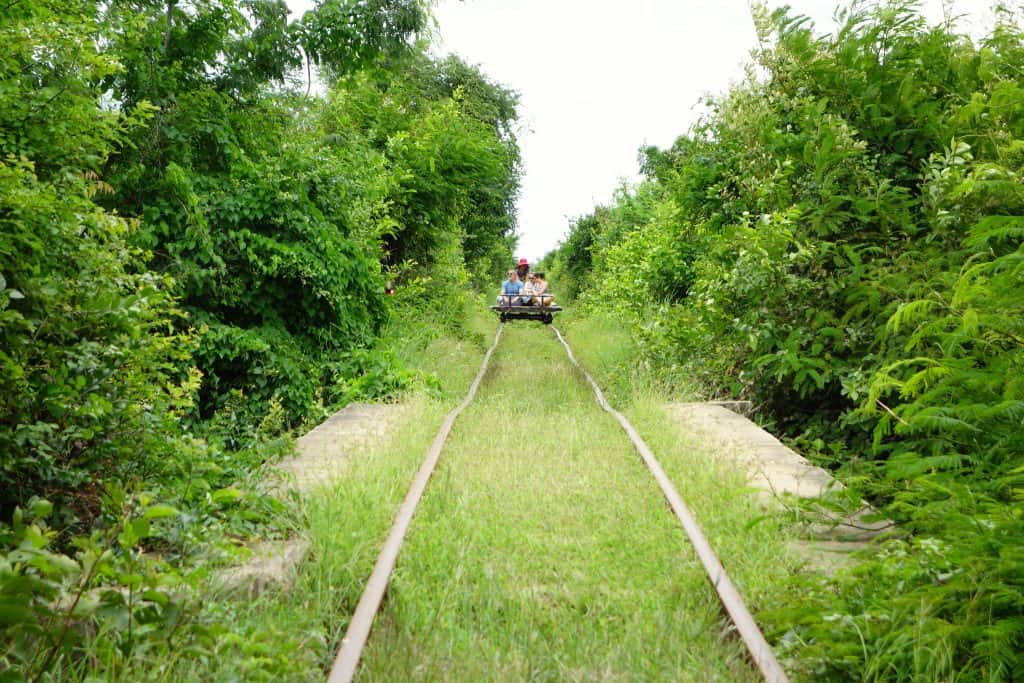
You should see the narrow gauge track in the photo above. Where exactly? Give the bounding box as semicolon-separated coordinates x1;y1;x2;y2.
327;324;788;683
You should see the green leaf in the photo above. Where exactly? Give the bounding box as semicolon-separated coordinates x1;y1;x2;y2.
211;488;243;505
141;589;170;606
29;498;53;519
117;573;144;589
0;601;34;625
131;518;151;540
143;504;180;520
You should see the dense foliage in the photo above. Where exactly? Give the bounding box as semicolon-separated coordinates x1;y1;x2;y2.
1;0;518;676
544;3;1023;678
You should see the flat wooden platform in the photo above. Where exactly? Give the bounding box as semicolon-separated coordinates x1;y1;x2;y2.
490;304;562;323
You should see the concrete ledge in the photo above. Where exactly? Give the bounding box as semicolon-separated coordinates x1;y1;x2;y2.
274;402;407;494
213;538;311;598
668;403;891;545
221;402;405;598
677;400;754;416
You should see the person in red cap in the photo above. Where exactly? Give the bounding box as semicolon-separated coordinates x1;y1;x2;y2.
516;259;532;305
515;258;530;282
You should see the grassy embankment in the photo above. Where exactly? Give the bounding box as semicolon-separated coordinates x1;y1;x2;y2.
134;308;495;680
163;307;799;680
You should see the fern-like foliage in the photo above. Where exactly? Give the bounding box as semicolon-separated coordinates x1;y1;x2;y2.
546;1;1024;676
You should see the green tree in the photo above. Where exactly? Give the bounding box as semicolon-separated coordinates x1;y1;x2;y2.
95;0;434;426
0;0;186;516
321;53;520;288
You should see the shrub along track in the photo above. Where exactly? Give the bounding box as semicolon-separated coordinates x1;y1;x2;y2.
328;323;788;682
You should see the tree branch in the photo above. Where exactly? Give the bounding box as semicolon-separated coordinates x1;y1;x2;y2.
876;398;909;427
163;0;175;54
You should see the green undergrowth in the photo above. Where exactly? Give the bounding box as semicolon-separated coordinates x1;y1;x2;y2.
153;396;451;681
555;307;702;406
562;307;1004;680
108;309;798;680
0;301;495;681
383;293;498;399
106;309;501;680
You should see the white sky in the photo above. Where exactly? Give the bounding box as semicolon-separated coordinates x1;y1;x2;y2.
430;0;996;262
285;0;997;263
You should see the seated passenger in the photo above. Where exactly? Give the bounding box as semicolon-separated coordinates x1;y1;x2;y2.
520;273;539;305
497;269;522;307
532;272;554;307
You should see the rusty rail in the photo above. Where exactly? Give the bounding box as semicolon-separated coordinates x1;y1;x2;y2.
326;324;505;683
326;321;787;682
550;325;789;683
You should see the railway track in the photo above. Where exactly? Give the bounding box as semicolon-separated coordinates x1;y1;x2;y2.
327;323;788;683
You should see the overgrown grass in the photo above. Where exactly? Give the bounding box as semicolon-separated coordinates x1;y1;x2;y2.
383;292;496;399
562;310;808;673
355;323;788;680
155;396;451;681
143;310;798;680
108;310;499;681
556;308;702;406
559;309;796;580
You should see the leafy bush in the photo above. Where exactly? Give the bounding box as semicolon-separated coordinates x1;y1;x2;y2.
0;495;195;680
0;5;188;519
2;0;521;677
546;2;1024;676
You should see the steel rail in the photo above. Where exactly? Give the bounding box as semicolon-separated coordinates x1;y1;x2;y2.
550;326;790;683
326;324;505;683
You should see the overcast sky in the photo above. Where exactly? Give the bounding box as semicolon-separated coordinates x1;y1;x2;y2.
429;0;995;262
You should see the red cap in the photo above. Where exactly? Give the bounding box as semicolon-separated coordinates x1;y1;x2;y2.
518;258;529;266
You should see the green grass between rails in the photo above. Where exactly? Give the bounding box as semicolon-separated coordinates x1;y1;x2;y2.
558;310;800;640
356;323;791;681
161;310;799;680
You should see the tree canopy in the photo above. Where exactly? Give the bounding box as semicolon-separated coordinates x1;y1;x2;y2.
1;0;520;675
